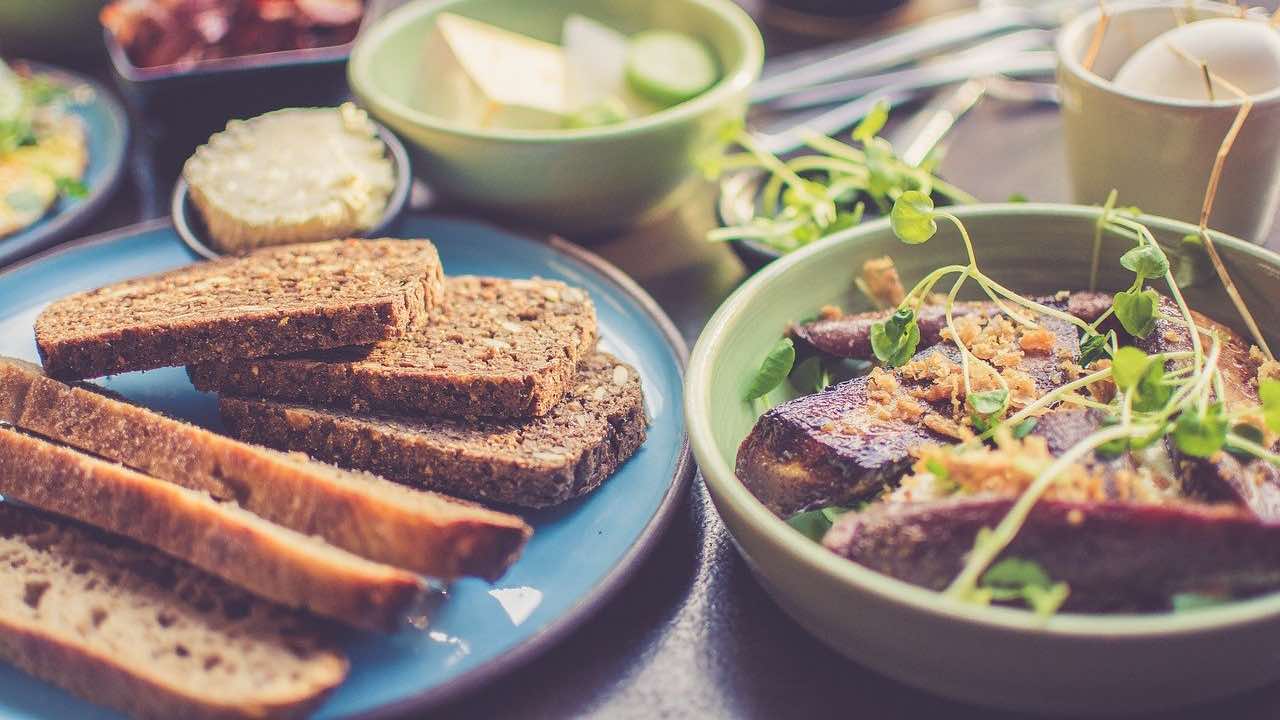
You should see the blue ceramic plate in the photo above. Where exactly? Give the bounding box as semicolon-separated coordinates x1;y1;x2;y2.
0;61;129;267
0;215;691;719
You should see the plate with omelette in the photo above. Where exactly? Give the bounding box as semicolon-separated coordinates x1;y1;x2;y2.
0;60;127;267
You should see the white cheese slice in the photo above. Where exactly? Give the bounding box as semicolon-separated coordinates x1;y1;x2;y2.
563;14;629;111
424;13;570;130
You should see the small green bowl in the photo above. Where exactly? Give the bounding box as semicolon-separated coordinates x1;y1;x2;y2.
348;0;762;235
686;203;1280;715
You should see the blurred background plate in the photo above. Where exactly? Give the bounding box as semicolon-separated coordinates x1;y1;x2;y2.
0;61;127;267
0;214;692;719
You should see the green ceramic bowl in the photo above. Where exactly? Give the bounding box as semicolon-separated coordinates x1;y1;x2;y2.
686;203;1280;715
348;0;762;235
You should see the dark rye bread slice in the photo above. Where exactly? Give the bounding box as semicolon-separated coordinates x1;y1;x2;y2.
34;238;444;380
0;357;531;581
0;427;424;632
0;503;346;720
219;352;647;508
189;275;597;419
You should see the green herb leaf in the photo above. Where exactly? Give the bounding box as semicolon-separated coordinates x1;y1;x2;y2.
1012;417;1039;439
1006;192;1028;203
745;337;796;400
54;177;87;199
1096;416;1129;457
1119;245;1171;279
1113;288;1160;338
968;388;1008;417
1228;423;1266;458
980;557;1070;617
1078;330;1114;366
1132;360;1172;413
983;557;1051;589
889;190;937;245
1261;379;1280;433
925;457;950;479
852;99;890;144
870;308;920;368
1111;346;1149;391
786;508;833;542
1171;592;1228;612
788;356;830;394
1174;404;1228;458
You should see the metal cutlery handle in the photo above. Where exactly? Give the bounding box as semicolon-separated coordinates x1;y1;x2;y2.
751;7;1046;104
768;29;1049;111
755;50;1056;155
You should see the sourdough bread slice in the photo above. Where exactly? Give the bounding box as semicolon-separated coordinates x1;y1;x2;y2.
219;353;647;508
0;502;347;720
189;276;597;419
34;238;444;380
0;357;531;581
0;427;424;631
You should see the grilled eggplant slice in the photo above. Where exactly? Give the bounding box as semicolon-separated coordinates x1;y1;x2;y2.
823;496;1280;612
792;292;1113;361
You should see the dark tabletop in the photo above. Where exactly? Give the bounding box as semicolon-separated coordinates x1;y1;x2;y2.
13;1;1280;718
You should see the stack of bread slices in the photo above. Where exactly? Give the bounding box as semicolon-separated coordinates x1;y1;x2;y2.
0;238;646;719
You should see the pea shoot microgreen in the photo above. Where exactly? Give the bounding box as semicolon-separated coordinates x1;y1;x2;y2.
869;308;920;368
977;557;1070;617
702;104;977;255
1112;287;1159;338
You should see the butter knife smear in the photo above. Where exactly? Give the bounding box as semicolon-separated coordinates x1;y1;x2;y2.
417;13;720;131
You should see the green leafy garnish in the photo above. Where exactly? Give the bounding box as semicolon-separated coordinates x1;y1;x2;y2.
1011;417;1039;439
745;338;796;401
55;177;87;199
1174;403;1228;458
1120;245;1170;279
787;505;852;542
1110;346;1149;391
1261;379;1280;433
1078;330;1114;366
1171;592;1228;612
889;190;937;244
852;98;889;143
1131;360;1172;413
788;356;831;394
979;557;1070;617
1006;192;1028;203
870;308;920;368
968;389;1008;416
1113;287;1160;338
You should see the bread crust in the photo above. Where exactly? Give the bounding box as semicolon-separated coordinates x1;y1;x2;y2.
0;427;424;631
219;353;648;508
0;504;347;720
34;239;444;380
0;357;531;581
189;276;598;419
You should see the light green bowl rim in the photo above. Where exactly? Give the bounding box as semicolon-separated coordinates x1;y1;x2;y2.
348;0;764;143
687;202;1280;638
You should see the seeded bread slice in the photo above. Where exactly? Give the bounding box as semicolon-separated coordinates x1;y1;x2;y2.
0;357;531;581
219;353;647;508
0;427;424;631
0;502;347;720
34;238;444;380
189;276;597;419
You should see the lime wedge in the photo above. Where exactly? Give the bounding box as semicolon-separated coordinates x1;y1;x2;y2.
625;31;719;108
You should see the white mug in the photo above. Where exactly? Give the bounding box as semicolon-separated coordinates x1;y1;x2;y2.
1056;1;1280;243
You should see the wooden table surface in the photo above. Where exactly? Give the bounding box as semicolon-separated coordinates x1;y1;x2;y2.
13;1;1280;717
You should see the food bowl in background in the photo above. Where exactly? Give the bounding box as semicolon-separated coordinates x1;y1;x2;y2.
348;0;763;236
685;203;1280;715
171;118;413;260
